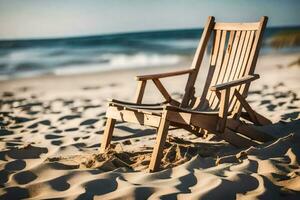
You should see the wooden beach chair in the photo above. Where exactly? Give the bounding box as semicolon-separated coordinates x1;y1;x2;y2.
100;16;273;172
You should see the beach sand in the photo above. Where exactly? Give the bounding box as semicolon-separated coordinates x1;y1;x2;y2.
0;52;300;199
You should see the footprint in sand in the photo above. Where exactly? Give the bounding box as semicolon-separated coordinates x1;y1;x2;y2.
96;112;106;117
45;134;64;140
5;145;48;159
0;186;30;199
51;140;63;146
2;91;14;97
249;90;262;95
13;117;34;124
0;129;13;136
17;102;43;110
58;114;81;121
63;100;74;106
13;170;37;185
122;140;132;145
260;100;271;105
53;129;63;133
82;86;101;90
95;130;104;135
79;119;99;126
48;161;80;170
30;130;38;133
267;104;277;111
79;179;118;199
64;128;79;132
0;170;11;184
26;111;39;115
28;120;51;129
83;104;101;109
9;125;23;129
5;159;26;171
17;86;30;92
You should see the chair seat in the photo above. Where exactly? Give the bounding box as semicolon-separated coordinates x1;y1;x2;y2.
108;98;222;116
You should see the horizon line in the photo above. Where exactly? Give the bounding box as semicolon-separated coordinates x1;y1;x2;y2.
0;24;299;42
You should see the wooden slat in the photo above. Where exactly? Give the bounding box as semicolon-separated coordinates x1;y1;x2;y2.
166;110;219;132
222;128;260;148
238;31;256;79
207;30;225;108
152;79;172;102
181;16;215;107
169;121;204;136
230;31;256;111
223;31;241;82
229;31;247;81
245;17;268;75
222;31;246;111
236;31;251;79
240;111;273;126
211;30;222;66
233;17;268;119
214;22;260;30
235;89;259;124
166;110;191;124
198;31;218;109
135;80;146;103
191;16;216;69
135;68;194;80
234;90;273;127
216;30;241;110
201;30;220;108
228;31;251;110
211;31;235;110
209;31;242;110
110;104;162;115
109;99;164;108
165;104;219;114
226;119;274;142
213;30;227;83
106;106;161;127
218;30;235;84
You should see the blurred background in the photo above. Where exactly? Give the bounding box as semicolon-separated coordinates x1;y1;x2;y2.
0;0;299;80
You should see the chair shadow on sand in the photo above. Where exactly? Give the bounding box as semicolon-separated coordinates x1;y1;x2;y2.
0;71;299;199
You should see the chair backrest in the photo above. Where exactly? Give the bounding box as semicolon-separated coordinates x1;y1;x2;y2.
181;16;268;117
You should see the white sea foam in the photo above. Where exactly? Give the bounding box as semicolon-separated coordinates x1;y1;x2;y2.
54;53;183;76
109;53;181;68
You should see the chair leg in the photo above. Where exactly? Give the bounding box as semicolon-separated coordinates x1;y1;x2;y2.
148;116;170;172
100;118;116;153
218;89;230;132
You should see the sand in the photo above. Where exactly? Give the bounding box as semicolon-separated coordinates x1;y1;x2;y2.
0;52;300;199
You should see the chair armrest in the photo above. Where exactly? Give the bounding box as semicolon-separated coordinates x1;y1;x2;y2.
135;68;194;81
210;74;260;91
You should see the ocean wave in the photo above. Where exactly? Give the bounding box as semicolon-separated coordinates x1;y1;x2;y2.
0;27;299;80
109;53;181;68
54;53;183;76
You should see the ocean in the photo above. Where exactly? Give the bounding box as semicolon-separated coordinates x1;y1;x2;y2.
0;27;299;80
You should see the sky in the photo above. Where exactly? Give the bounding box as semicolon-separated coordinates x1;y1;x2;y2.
0;0;299;40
